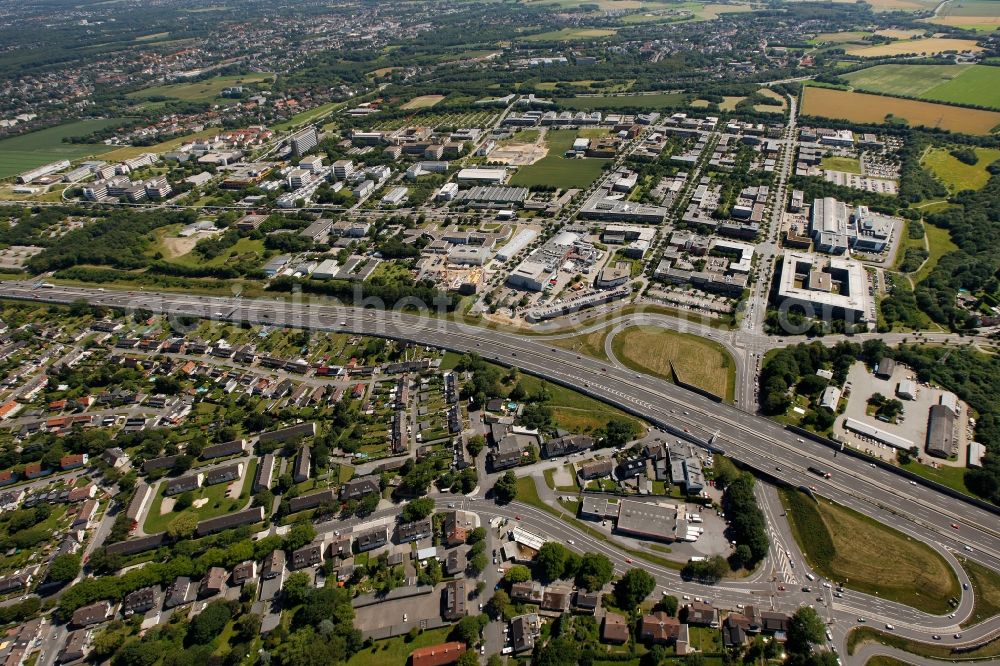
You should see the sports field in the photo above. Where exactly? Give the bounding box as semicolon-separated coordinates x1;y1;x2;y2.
843;64;1000;109
610;325;735;401
780;489;959;614
0;119;120;180
555;92;687;110
400;95;445;110
922;146;1000;192
800;86;1000;135
127;73;274;103
845;37;982;58
508;129;610;189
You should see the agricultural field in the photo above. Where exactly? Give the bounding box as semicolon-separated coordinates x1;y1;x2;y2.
610;325;735;401
0;119;119;180
127;73;274;103
921;146;1000;192
810;30;871;43
555;92;687;110
800;86;1000;135
780;489;959;614
508;128;611;189
522;27;618;41
924;0;1000;30
400;95;445;110
845;37;982;58
843;64;1000;109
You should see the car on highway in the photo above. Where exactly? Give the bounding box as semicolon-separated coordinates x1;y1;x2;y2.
625;558;632;564
964;545;973;552
857;618;866;623
884;624;894;631
932;635;941;640
951;523;960;529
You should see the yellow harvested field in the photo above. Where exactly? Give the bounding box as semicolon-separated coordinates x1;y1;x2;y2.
719;96;745;111
400;95;445;109
846;37;983;57
801;87;1000;135
926;15;1000;27
874;28;927;38
864;0;939;10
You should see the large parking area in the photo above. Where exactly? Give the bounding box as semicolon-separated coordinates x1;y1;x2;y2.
834;361;968;464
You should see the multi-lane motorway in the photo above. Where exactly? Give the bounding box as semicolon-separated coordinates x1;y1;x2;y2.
6;281;1000;661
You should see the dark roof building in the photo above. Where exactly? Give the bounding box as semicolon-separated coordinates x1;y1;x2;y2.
684;601;718;627
443;578;468;621
164;473;202;496
262;550;285;579
201;438;250;460
355;526;388;552
258;422;317;444
292;542;324;570
71;601;111;628
232;560;257;586
288;488;337;514
199;567;227;598
340;475;380;501
195;506;264;536
122;587;158;616
542;434;594;459
396;518;434;544
164;577;192;609
254;453;276;493
293;446;311;483
60;629;91;664
510;614;542;653
204;462;242;486
926;404;956;459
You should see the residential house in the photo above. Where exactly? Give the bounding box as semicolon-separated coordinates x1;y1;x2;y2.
684;601;719;627
164;576;192;609
59;629;91;664
293;446;311;483
602;613;629;644
262;550;285;579
640;611;680;645
396;518;433;544
510;614;542;653
292;542;324;570
232;561;257;586
354;526;388;553
71;601;111;628
443;578;468;621
122;587;158;616
199;567;227;598
510;581;544;605
340;475;380;501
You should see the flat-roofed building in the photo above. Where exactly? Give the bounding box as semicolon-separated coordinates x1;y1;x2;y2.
614;499;681;542
776;251;872;324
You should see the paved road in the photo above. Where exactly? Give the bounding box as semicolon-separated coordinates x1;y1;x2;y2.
7;283;1000;660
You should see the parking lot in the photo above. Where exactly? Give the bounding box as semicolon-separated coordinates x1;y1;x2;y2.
353;584;449;634
835;360;968;463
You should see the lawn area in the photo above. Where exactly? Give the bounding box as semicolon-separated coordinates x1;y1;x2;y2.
165;236;266;269
848;626;1000;660
516;373;645;435
346;627;453;666
100;128;220;162
273;101;346;131
143;458;256;534
610;326;735;402
821;156;862;174
913;221;958;284
844;64;1000;109
509;128;611;189
522;27;618;41
127;73;274;103
546;327;611;361
900;459;971;496
921;146;1000;193
400;95;445;110
779;489;959;614
555;92;687;111
0;119;120;180
961;558;1000;628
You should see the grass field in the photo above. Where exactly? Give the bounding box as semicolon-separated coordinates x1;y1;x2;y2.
821;156;862;174
848;627;1000;660
99;128;220;162
143;458;256;534
846;37;982;58
844;64;1000;109
127;73;274;103
509;129;610;189
921;146;1000;192
522;27;618;41
610;326;735;401
346;627;452;666
555;92;687;111
901;459;971;495
516;373;645;434
800;86;1000;135
0;119;120;180
273;101;346;131
547;328;611;361
779;489;959;614
962;558;1000;627
400;95;445;110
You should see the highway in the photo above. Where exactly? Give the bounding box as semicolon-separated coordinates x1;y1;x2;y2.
6;282;1000;660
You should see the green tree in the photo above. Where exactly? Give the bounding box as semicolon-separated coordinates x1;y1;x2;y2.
401;497;435;523
452;615;487;647
503;564;531;584
166;512;198;539
457;651;481;666
576;552;614;591
787;606;826;656
282;572;312;606
284;522;316;552
660;594;679;617
536;542;569;582
614;568;656;610
467;435;486;458
485;590;512;620
494;471;518;504
48;553;82;583
187;601;232;645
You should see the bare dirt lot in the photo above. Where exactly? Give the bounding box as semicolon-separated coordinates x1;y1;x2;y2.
490;142;548;165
